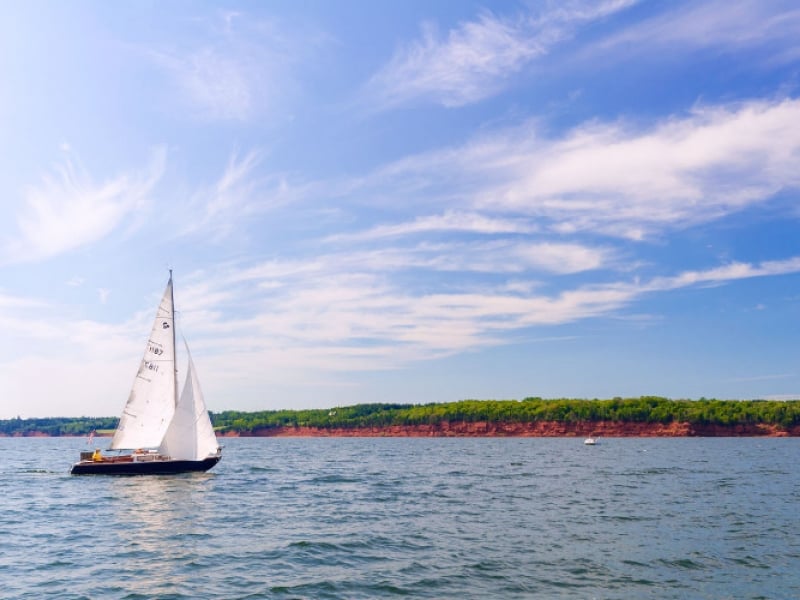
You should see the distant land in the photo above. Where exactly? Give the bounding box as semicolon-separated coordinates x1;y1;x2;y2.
2;397;800;437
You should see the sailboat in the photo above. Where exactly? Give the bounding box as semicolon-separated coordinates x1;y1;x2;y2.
71;272;222;475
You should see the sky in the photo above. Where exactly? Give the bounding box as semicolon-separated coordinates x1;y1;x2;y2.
2;0;800;418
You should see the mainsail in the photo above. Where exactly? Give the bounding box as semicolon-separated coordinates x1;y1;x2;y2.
110;277;178;450
159;341;219;461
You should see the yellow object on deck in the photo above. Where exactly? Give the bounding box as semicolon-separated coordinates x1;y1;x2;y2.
92;449;102;461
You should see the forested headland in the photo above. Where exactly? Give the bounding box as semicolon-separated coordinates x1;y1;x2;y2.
2;396;800;437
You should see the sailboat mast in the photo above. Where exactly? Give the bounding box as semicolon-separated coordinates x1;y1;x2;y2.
169;269;178;409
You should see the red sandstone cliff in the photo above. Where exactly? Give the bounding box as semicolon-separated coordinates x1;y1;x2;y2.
220;420;800;438
7;420;797;438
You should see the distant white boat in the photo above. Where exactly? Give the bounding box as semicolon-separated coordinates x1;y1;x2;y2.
584;437;597;445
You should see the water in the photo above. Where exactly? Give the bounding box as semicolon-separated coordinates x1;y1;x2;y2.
1;437;799;599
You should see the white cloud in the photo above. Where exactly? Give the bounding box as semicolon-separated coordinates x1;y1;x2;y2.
365;0;635;109
595;0;800;59
367;14;539;109
340;98;800;240
215;238;612;279
2;147;166;264
508;241;611;274
169;253;800;376
326;240;613;275
196;150;262;233
148;12;329;122
179;150;301;240
645;256;800;292
164;47;255;120
325;211;538;242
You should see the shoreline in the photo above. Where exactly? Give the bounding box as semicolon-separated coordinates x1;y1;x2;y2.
4;420;800;438
219;420;800;437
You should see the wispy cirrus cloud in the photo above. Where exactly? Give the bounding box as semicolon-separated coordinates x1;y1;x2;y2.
487;98;800;238
149;12;329;121
594;0;800;61
325;210;538;242
364;0;635;109
645;256;800;292
179;150;302;241
2;147;166;264
184;150;263;237
337;97;800;241
170;252;800;376
154;46;257;121
320;240;612;276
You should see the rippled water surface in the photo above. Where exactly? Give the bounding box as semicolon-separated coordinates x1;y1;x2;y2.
1;437;799;598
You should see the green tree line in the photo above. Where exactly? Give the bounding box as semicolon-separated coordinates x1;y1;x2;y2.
212;396;800;432
3;397;800;436
0;416;118;436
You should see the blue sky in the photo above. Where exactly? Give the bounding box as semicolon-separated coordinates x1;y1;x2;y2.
2;0;800;418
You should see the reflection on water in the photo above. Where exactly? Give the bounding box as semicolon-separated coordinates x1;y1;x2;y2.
111;474;217;597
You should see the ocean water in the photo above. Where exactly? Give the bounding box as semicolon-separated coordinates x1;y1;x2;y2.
1;437;798;599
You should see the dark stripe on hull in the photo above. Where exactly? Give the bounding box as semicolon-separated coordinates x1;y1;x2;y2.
70;455;221;475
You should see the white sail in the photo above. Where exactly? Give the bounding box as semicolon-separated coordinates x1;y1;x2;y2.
110;277;177;450
159;341;219;461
